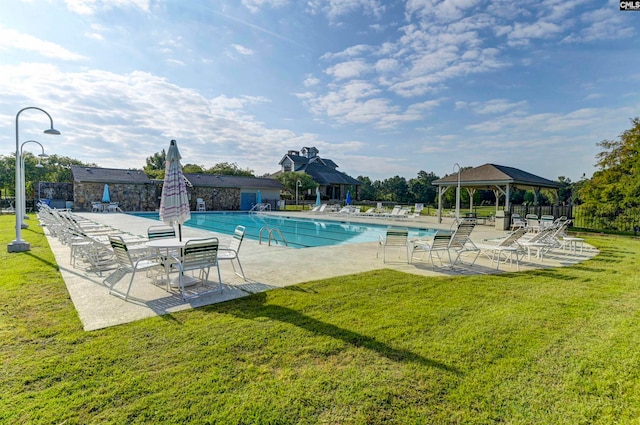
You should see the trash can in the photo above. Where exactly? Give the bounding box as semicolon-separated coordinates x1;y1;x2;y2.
65;201;73;210
495;211;511;230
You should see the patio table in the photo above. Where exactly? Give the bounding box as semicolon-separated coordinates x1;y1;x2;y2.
145;238;198;289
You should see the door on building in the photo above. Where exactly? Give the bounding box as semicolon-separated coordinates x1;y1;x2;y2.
240;193;257;210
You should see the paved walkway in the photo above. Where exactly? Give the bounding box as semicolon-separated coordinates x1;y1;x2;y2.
44;211;598;331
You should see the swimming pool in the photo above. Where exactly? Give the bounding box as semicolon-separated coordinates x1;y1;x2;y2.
129;212;437;249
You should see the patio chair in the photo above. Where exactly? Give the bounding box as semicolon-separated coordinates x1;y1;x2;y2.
411;231;454;269
91;202;104;213
413;203;424;217
511;214;526;230
476;227;528;270
105;235;166;301
147;224;176;240
196;198;206;211
173;237;222;300
147;224;179;266
377;227;410;263
525;214;540;232
448;219;480;267
218;225;247;280
539;215;555;230
520;221;569;260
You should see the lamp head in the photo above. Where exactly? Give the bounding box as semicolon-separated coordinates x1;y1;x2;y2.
44;128;61;135
38;153;49;158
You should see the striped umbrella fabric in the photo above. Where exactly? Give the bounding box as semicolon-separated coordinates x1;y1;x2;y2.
159;139;191;240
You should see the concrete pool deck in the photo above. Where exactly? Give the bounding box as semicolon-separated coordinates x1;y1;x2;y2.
44;211;598;331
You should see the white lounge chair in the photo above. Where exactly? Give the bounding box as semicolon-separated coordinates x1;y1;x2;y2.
476;227;528;270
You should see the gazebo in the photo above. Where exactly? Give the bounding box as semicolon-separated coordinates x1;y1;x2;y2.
432;164;561;223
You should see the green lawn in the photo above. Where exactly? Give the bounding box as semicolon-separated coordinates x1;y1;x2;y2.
2;214;640;424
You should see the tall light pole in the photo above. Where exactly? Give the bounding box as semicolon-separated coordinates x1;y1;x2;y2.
453;163;461;221
296;179;302;207
20;140;48;229
8;107;60;253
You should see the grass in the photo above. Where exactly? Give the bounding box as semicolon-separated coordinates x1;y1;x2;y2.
2;215;640;424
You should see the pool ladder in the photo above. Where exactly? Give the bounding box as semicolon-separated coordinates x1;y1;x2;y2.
258;227;288;246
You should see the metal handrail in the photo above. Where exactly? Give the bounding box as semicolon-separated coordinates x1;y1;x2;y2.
258;226;287;246
249;203;272;213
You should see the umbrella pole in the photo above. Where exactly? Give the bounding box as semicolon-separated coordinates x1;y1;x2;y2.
178;224;182;241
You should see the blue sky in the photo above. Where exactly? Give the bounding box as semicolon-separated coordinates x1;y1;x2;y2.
1;0;638;182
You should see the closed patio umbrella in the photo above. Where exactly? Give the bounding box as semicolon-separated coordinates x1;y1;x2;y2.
159;139;191;240
346;191;351;205
102;184;110;203
256;190;262;204
316;187;321;206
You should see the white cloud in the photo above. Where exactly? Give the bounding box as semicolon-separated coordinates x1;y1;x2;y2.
306;0;385;21
303;76;321;87
406;0;483;23
232;44;255;56
324;60;371;80
507;21;565;46
0;26;85;61
468;99;528;115
64;0;151;15
0;64;320;176
241;0;289;13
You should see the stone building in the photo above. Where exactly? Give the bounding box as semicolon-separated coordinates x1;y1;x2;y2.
70;166;158;212
66;166;284;212
184;173;283;211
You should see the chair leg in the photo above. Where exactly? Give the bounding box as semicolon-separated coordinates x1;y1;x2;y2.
232;257;246;280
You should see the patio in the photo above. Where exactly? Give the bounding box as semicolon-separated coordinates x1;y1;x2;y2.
44;211;598;331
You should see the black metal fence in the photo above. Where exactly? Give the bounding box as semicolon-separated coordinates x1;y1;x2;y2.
571;205;640;234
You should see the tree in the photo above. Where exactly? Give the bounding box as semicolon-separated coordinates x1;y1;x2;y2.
356;176;378;201
579;117;640;209
206;162;254;177
380;176;409;203
183;164;205;174
144;150;166;180
408;171;439;204
275;172;317;199
0;153;90;197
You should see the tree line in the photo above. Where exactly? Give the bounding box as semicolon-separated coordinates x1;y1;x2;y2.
1;117;638;215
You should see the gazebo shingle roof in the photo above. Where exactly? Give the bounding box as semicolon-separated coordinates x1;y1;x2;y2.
433;164;561;189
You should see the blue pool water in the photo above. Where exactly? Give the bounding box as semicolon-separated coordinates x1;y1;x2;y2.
129;212;437;249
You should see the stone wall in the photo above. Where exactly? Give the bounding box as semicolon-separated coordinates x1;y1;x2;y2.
72;182;160;212
38;182;73;202
37;181;244;212
189;187;240;211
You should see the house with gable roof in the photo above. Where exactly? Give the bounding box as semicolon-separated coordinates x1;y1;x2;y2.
276;146;361;201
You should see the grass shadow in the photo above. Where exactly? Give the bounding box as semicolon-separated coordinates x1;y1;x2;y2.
218;292;460;375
